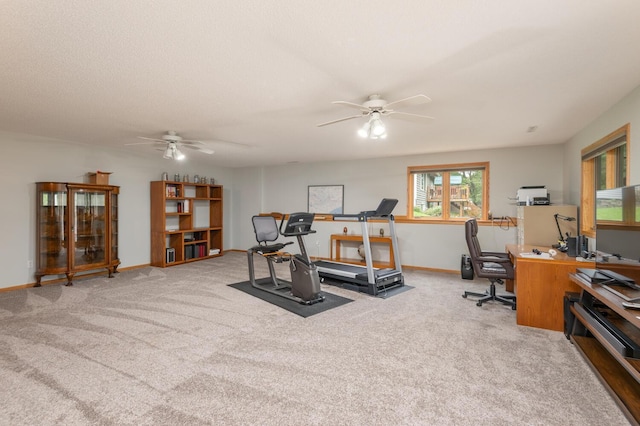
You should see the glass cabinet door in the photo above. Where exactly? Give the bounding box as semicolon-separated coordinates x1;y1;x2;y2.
71;188;108;269
110;190;119;263
38;187;68;270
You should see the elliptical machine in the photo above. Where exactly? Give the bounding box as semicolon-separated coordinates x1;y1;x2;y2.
247;212;324;305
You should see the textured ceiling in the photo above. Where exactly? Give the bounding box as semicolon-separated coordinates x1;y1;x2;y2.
2;1;640;167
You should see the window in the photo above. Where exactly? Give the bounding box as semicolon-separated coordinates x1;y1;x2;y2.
408;162;489;220
581;124;629;237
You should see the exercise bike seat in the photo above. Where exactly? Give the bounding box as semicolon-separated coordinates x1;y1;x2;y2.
252;241;293;255
250;215;296;255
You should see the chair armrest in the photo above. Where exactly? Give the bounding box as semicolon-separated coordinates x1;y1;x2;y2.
477;254;511;264
480;251;510;259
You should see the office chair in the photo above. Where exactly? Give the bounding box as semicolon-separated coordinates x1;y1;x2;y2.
462;218;516;309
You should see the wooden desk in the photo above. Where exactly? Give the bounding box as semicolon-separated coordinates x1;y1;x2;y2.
569;273;640;424
330;234;394;269
506;244;592;331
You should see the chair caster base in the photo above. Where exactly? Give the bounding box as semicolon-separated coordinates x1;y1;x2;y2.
463;284;516;309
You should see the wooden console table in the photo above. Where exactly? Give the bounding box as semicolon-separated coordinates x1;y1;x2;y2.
330;234;394;269
569;272;640;424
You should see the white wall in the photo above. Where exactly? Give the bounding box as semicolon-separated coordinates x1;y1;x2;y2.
563;84;640;203
231;144;567;272
0;132;233;289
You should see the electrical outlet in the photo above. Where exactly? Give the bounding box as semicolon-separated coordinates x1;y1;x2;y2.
27;260;33;268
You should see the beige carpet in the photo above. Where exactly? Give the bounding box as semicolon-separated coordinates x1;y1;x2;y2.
0;252;630;425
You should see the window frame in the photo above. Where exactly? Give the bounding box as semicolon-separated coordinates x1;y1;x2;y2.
580;124;630;238
407;161;490;222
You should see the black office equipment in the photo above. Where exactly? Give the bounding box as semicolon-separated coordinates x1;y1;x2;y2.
563;292;580;339
461;254;474;280
572;302;640;358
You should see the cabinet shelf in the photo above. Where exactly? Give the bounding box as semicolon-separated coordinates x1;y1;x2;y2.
570;273;640;424
150;181;224;267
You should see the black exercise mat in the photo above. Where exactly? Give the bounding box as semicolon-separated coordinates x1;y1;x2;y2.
228;279;353;317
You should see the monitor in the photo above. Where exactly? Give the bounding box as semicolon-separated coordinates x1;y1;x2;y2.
595;184;640;291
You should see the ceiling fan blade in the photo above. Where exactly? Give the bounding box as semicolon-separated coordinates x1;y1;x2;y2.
125;140;164;146
179;137;251;148
179;139;205;146
386;111;435;122
137;136;165;143
204;139;252;148
182;145;214;155
317;114;367;127
332;100;370;111
384;94;431;110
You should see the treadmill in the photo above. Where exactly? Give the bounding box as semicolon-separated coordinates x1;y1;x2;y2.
315;198;404;296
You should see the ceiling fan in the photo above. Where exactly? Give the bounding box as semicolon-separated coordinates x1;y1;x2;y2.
317;94;434;139
127;130;249;160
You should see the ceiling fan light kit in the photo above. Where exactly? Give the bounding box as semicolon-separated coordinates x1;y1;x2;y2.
358;113;387;139
318;93;433;140
357;121;371;138
163;142;185;160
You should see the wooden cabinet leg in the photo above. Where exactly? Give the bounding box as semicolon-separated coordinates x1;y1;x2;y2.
34;275;42;287
65;272;74;286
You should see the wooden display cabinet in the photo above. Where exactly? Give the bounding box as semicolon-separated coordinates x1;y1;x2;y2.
36;182;120;286
150;181;223;267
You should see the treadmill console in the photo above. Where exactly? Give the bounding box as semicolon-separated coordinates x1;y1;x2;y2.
362;198;398;218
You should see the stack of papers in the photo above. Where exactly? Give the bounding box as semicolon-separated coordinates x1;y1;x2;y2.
520;252;553;259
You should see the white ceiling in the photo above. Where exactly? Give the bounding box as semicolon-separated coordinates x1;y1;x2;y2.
2;1;640;168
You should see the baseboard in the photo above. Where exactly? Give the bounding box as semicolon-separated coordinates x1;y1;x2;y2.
0;264;151;293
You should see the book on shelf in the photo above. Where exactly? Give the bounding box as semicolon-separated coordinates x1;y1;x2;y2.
185;245;194;260
166;186;176;197
166;248;175;263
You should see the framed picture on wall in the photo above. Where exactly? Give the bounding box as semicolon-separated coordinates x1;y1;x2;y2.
308;185;344;214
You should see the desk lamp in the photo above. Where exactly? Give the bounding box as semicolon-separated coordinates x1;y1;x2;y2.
553;213;576;252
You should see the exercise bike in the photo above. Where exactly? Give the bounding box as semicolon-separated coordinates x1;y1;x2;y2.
246;212;324;305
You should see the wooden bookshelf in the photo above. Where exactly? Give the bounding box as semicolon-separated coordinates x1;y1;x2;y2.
150;181;223;267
